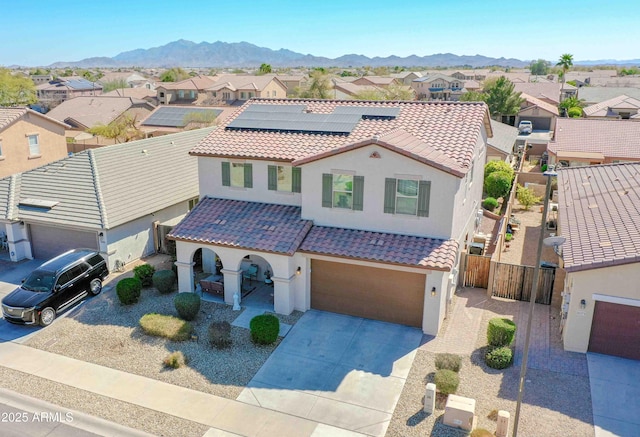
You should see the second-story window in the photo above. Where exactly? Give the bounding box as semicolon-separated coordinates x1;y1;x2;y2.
28;134;40;155
322;173;364;211
384;178;431;217
268;165;301;193
221;162;253;188
395;180;419;215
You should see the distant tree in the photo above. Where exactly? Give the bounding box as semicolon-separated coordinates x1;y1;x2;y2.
0;68;37;106
484;171;514;200
258;63;272;75
160;67;190;82
230;68;246;74
393;66;405;73
340;70;357;77
460;90;487;102
101;79;129;93
87;114;142;143
80;70;103;81
30;68;49;76
372;66;390;76
483;76;524;121
529;59;550;75
556;53;574;85
298;70;332;99
567;106;583;118
516;185;542;210
63;68;74;77
559;96;584;111
383;83;415;100
619;67;640;76
352;89;386;100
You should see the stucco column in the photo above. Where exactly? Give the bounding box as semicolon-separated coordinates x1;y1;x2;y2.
422;270;448;335
222;268;242;305
6;221;31;261
273;274;295;315
175;260;195;293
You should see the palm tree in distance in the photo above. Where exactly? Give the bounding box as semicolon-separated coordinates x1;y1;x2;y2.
557;53;574;86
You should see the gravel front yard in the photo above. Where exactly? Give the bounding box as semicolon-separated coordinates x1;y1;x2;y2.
25;281;303;400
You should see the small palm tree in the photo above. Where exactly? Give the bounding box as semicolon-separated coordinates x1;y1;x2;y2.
557;54;574;85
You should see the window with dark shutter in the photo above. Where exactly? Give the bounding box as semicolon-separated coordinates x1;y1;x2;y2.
384;178;396;213
221;162;230;186
352;175;364;211
292;167;302;193
322;173;333;208
417;180;431;217
268;165;277;190
244;163;253;188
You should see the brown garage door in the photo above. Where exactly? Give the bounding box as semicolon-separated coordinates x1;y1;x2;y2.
30;224;98;260
588;301;640;360
311;260;425;327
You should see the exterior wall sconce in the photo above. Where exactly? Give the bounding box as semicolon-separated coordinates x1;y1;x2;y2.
296;267;301;276
99;232;104;237
19;221;25;226
431;287;437;297
580;299;587;309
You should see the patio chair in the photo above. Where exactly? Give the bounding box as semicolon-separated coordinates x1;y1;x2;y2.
242;264;259;284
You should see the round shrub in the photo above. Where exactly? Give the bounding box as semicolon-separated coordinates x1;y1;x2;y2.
152;269;177;294
484;160;514;178
174;292;201;321
134;264;156;287
116;277;142;305
485;346;513;369
484;170;514;199
434;369;459;395
163;351;187;369
487;317;516;347
208;321;232;349
435;353;462;373
568;106;582;118
250;314;280;345
482;197;498;212
471;429;494;437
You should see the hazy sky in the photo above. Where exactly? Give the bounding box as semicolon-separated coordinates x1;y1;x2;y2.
3;0;638;66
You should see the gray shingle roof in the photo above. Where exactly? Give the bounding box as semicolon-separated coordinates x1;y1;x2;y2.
557;163;640;272
0;128;214;229
577;87;640;105
488;120;518;155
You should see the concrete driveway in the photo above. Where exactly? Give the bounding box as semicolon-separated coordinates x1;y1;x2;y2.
588;353;640;437
237;310;423;436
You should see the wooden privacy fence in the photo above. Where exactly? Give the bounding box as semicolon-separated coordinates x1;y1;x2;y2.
491;262;555;305
463;254;491;289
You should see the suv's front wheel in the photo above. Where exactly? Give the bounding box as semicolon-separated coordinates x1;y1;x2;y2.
89;278;102;296
39;307;56;327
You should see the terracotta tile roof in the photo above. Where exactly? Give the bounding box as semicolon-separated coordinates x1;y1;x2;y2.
299;226;458;270
0;107;69;132
514;83;562;104
167;197;313;256
583;94;640;117
190;99;491;176
46;96;152;129
519;93;560;116
577;87;640;105
557;163;640;272
333;81;383;96
207;75;285;92
549;118;640;160
157;75;217;91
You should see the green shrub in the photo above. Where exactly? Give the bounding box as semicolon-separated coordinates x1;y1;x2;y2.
152;270;177;294
484;170;514;199
139;313;193;341
470;429;494;437
250;314;280;345
541;164;548;172
435;353;462;372
482;197;498;211
163;351;187;369
208;321;232;349
174;293;201;321
434;369;459;395
487;317;517;347
484;160;514;179
133;264;156;287
505;233;513;242
116;277;142;305
516;184;542;210
568;106;582;118
485;346;513;369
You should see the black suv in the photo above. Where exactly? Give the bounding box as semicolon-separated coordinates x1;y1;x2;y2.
2;249;109;326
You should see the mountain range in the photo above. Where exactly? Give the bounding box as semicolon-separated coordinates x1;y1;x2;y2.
46;40;640;69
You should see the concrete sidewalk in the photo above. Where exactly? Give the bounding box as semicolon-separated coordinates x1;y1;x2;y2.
0;341;365;437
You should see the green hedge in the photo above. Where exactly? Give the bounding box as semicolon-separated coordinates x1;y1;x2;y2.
139;313;193;341
174;293;201;321
116;277;142;305
487;317;516;347
482;197;498;212
485;346;513;369
250;314;280;345
434;369;459;395
435;353;462;372
152;270;177;294
134;264;156;287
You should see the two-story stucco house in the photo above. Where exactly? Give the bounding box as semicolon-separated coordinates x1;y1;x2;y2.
411;74;464;101
168;99;492;335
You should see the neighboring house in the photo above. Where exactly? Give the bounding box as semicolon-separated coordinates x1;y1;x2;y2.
451;70;489;81
487;120;518;163
411;74;464;101
30;74;53;85
0;128;213;269
331;80;384;100
576;86;640;105
271;75;308;96
548;118;640;167
513;82;563;106
587;77;640;88
391;71;422;85
583;95;640;120
206;75;287;104
462;80;482;93
103;87;158;105
98;71;155;89
156;75;218;105
168;99;492;335
352;76;399;88
140;105;234;136
0;108;69;179
556;162;640;360
517;93;559;132
36;77;103;108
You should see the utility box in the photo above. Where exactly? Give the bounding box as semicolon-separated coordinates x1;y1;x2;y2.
423;383;436;413
496;410;510;437
443;394;476;431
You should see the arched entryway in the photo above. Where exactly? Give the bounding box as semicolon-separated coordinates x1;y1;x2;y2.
193;247;223;298
237;254;274;310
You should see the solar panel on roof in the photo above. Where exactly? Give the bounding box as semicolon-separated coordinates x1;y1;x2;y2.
244;104;307;113
333;106;401;119
142;107;223;127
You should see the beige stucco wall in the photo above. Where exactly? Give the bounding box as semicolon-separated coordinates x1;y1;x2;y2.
0;114;67;179
259;80;287;99
562;262;640;353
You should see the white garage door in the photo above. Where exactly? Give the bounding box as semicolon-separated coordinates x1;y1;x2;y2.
30;224;98;260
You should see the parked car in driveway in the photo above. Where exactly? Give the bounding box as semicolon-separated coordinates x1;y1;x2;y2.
1;249;108;326
518;120;533;134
